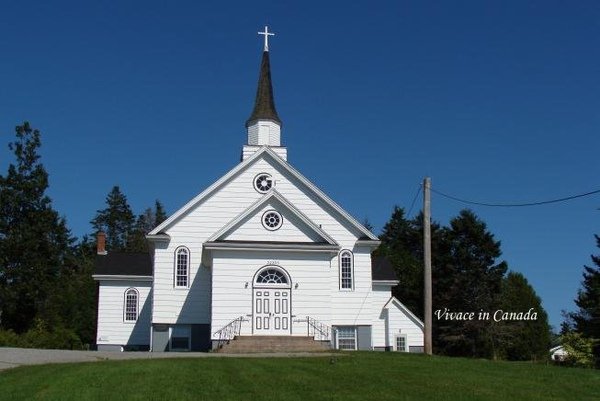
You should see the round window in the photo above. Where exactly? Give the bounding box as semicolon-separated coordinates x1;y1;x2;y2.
262;210;283;230
253;173;273;193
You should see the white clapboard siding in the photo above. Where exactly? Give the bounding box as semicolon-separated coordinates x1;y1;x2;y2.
96;281;151;346
247;124;259;146
223;202;325;243
153;153;367;324
165;155;363;247
151;246;211;324
386;299;424;349
371;284;393;347
211;250;332;337
328;247;374;325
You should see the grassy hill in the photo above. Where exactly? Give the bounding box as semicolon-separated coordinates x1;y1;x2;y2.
0;352;598;401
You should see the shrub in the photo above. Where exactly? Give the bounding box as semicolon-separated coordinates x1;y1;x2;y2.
0;329;22;347
560;332;595;368
0;320;84;350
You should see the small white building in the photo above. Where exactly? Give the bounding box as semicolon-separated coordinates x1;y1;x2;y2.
550;345;568;362
93;30;424;353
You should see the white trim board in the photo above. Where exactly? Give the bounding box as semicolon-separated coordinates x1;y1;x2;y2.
148;146;378;241
373;280;399;286
206;189;338;245
383;296;425;330
92;275;153;282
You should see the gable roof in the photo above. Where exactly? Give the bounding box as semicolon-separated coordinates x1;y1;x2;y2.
149;146;378;241
371;256;397;281
207;189;338;245
383;296;424;330
94;252;152;277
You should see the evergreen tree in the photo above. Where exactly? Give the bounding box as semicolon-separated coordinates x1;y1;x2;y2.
495;271;550;361
91;186;135;252
375;207;423;317
435;209;507;358
43;237;97;346
154;200;167;226
568;234;600;367
0;122;74;332
375;207;446;319
361;217;374;232
127;200;168;252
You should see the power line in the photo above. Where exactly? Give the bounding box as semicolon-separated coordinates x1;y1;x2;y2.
406;183;422;217
431;187;600;207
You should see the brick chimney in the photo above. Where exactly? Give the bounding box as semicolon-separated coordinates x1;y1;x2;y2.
97;231;107;255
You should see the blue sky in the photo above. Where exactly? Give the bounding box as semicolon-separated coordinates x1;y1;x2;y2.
1;1;598;329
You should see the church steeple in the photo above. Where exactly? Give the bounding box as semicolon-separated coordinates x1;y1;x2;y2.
243;26;286;161
245;50;281;127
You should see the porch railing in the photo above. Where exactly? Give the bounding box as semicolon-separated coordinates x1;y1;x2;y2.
212;315;248;350
294;316;331;342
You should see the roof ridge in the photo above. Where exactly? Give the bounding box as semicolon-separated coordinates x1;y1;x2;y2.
148;146;379;241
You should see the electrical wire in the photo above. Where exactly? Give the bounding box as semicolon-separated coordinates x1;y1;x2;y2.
406;183;423;217
431;187;600;207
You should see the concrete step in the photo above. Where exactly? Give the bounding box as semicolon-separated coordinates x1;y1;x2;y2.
217;336;331;353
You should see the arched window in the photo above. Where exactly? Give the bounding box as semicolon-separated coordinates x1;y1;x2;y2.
339;250;354;290
124;288;139;322
256;268;288;285
175;247;190;288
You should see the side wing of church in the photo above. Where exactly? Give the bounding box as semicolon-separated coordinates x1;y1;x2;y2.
93;31;424;353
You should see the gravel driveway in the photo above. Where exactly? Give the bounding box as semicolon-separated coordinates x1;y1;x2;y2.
0;347;331;371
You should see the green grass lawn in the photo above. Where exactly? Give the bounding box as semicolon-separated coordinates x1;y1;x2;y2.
0;352;598;401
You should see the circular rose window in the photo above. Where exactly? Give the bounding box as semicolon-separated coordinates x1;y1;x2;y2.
262;210;283;230
253;173;273;193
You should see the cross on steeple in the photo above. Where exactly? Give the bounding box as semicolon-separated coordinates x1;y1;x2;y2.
258;26;275;52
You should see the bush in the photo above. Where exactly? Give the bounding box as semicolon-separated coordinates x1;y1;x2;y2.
560;332;595;368
0;329;22;347
0;320;84;350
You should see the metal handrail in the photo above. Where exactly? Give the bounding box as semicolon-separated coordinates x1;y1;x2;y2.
304;316;331;341
212;315;247;350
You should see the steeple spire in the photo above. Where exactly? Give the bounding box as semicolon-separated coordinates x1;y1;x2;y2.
246;28;281;128
243;26;286;161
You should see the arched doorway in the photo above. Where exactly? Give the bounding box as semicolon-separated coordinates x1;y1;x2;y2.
252;266;292;335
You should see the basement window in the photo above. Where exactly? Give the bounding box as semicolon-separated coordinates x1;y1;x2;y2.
170;325;191;351
336;326;357;350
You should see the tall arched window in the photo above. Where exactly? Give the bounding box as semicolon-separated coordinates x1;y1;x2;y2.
124;288;139;322
339;250;354;290
175;247;190;288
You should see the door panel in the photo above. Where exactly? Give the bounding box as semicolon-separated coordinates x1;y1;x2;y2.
254;288;291;335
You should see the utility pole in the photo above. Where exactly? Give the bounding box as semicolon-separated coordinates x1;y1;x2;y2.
423;177;432;355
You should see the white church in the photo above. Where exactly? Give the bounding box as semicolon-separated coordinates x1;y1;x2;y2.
93;28;424;353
